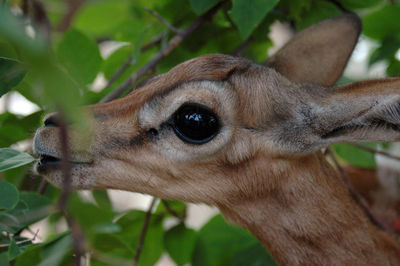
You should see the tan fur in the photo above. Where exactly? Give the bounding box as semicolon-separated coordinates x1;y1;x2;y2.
33;14;400;264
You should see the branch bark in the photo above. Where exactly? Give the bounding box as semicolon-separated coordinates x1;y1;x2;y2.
132;197;157;266
56;0;86;32
100;2;224;103
57;116;85;266
161;200;185;221
102;32;168;91
144;8;183;34
0;230;39;248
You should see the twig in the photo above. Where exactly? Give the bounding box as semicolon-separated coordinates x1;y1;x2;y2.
231;36;253;56
103;56;134;90
161;200;185;221
90;250;132;266
326;148;387;230
56;0;86;32
22;0;29;15
0;229;39;248
26;227;42;241
58;117;72;211
31;0;52;41
349;143;400;161
65;214;85;266
132;197;157;266
57;116;85;266
37;178;48;194
144;8;183;35
324;0;350;13
100;2;224;103
102;32;168;92
141;32;167;52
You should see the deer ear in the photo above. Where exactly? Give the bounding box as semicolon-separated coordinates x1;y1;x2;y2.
266;14;361;87
286;78;400;153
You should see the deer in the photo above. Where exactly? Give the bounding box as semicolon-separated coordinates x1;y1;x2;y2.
33;14;400;265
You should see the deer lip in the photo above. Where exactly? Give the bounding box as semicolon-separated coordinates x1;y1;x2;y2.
38;154;93;166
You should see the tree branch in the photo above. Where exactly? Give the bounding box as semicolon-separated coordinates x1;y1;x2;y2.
100;2;224;103
102;32;168;91
349;143;400;161
37;178;48;194
132;197;157;266
161;200;185;222
22;0;51;42
0;230;39;248
58;117;72;212
231;36;253;56
57;116;85;266
144;8;183;35
56;0;86;32
141;32;167;52
324;0;350;13
326;148;387;230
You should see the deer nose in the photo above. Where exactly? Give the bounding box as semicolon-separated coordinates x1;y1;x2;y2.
43;113;61;127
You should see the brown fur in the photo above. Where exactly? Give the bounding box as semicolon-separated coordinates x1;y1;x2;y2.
346;166;400;235
33;14;400;264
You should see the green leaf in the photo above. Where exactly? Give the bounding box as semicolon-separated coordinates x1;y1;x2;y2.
91;233;132;260
8;238;21;261
0;181;19;210
0;57;27;97
102;45;134;80
0;192;53;234
92;190;112;210
230;0;279;39
73;0;133;36
0;252;9;266
115;210;164;266
363;5;400;40
0;111;43;147
68;193;117;239
14;244;42;266
164;224;197;265
278;0;312;21
20;192;53;210
189;0;220;15
0;41;17;59
369;36;400;66
38;234;72;266
339;0;382;9
294;1;342;30
332;143;377;168
155;200;186;219
57;28;103;85
192;215;276;266
232;242;276;266
387;58;400;77
0;148;34;172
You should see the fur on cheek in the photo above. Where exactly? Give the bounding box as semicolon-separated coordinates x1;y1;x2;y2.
41;166;95;189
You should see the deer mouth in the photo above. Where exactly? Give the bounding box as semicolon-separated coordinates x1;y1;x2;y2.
36;153;93;173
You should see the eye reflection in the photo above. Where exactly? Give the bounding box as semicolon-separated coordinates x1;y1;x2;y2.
172;103;220;144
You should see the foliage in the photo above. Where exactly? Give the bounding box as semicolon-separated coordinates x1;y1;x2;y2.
0;0;398;265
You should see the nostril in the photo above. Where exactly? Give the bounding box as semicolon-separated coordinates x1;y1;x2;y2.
44;116;60;127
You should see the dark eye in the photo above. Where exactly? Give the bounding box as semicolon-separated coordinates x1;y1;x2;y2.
172;103;220;144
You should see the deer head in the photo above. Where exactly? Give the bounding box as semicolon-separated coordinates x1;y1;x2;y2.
33;14;400;206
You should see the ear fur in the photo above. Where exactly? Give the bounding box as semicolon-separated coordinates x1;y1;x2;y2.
266;14;361;87
284;78;400;154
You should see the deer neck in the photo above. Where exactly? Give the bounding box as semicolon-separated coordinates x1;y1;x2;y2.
217;152;400;265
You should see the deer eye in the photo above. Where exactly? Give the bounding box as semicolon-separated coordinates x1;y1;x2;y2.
172;103;220;144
